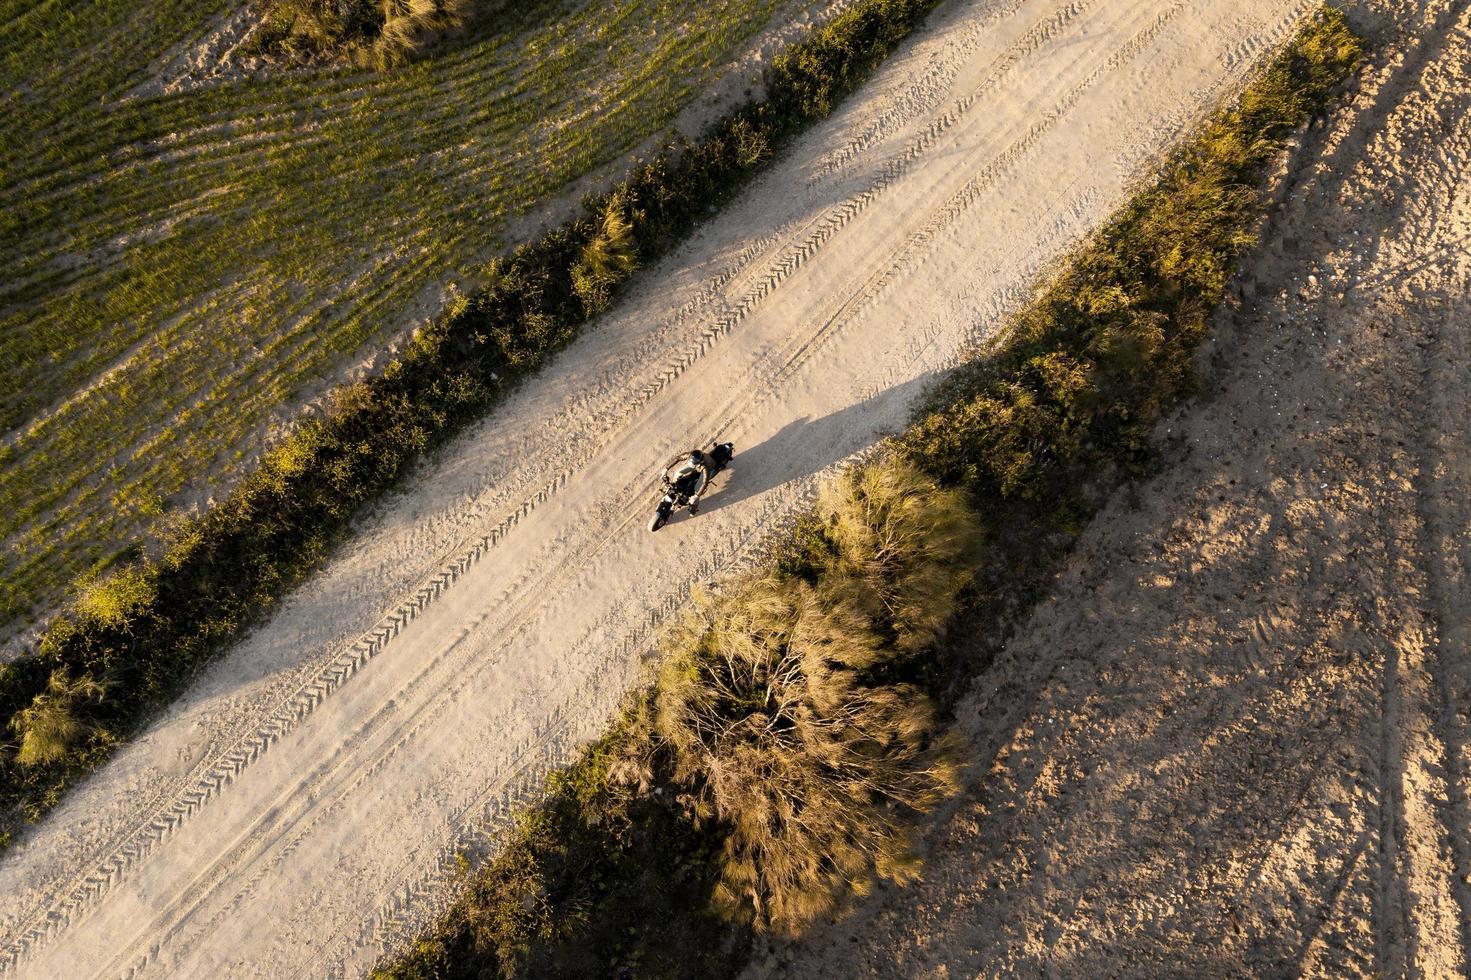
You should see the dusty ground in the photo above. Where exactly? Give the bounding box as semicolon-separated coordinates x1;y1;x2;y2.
764;1;1471;976
0;0;1321;975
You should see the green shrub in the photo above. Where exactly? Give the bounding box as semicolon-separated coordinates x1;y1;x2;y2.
728;117;770;168
74;567;157;632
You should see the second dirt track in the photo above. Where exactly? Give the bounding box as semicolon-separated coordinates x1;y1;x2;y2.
0;0;1333;975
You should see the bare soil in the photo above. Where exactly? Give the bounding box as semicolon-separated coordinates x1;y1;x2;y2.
762;1;1471;975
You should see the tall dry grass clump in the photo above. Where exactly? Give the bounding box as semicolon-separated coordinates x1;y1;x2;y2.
371;0;470;68
9;671;106;766
816;458;982;653
251;0;470;66
571;191;641;315
654;564;960;937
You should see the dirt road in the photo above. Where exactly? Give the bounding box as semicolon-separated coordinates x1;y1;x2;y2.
0;0;1319;975
766;1;1471;975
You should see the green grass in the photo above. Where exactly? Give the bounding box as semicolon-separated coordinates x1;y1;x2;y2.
374;10;1365;977
0;0;791;640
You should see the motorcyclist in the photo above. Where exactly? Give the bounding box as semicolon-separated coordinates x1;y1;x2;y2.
667;449;711;514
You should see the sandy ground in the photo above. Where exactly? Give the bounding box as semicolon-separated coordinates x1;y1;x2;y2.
763;0;1471;976
0;0;1321;975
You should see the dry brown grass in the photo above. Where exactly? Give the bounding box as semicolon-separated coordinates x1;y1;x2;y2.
251;0;472;66
816;458;983;653
571;191;641;314
655;565;961;935
9;672;107;767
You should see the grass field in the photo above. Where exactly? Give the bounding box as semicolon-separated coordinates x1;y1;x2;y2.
0;0;801;646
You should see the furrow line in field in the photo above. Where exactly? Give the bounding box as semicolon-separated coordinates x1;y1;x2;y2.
2;0;752;221
12;0;1088;430
2;245;431;537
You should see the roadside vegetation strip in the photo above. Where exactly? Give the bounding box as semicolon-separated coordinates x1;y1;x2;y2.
374;11;1363;978
0;0;794;643
0;0;952;851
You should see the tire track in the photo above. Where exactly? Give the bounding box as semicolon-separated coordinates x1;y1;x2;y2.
803;0;1037;188
1354;8;1471;973
1415;295;1471;958
621;0;1114;395
1400;57;1471;965
697;0;1190;441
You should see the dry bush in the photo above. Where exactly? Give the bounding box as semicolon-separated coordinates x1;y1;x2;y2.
9;671;106;766
655;573;959;936
369;0;469;67
570;191;640;315
816;456;982;653
252;0;470;66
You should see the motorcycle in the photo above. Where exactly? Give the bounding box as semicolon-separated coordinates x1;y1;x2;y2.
649;441;734;532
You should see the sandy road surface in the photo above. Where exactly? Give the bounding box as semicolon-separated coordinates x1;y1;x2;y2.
0;0;1318;975
768;0;1471;975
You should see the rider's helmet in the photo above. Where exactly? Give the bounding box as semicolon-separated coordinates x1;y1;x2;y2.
688;449;705;467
